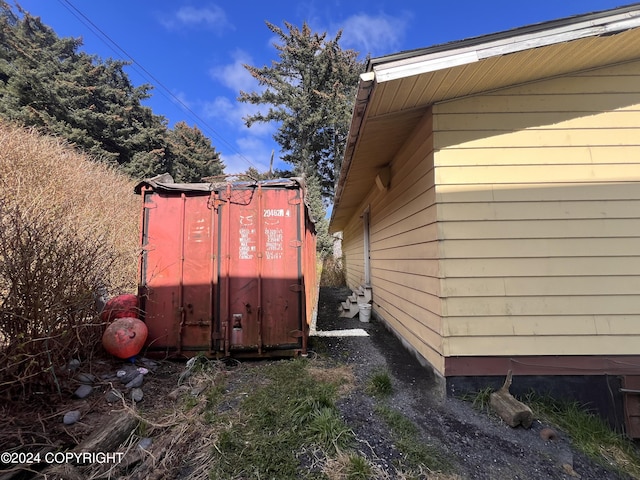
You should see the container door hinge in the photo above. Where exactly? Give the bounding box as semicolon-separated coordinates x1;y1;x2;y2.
207;194;223;210
289;329;303;338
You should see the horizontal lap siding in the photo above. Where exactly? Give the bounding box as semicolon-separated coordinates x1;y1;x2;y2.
433;61;640;360
342;111;445;372
374;112;444;370
342;218;364;289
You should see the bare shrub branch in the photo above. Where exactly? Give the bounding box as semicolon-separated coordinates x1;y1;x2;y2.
0;123;139;398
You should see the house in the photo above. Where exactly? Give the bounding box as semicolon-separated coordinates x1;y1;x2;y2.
329;5;640;435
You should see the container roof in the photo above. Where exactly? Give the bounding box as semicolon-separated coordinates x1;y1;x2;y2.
134;173;304;194
329;3;640;232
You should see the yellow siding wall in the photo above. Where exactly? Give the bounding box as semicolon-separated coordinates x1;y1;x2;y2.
341;221;364;290
341;112;445;372
433;61;640;360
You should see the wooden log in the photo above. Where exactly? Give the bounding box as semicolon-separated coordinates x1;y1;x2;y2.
489;370;534;428
35;411;139;479
76;411;138;453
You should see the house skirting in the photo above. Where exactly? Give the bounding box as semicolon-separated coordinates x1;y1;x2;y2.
446;373;626;433
445;355;640;377
445;356;640;437
371;306;640;436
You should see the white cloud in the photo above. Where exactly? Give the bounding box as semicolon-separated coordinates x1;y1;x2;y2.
339;12;411;56
203;95;274;138
209;50;257;93
206;51;276;139
160;49;284;176
159;5;231;31
221;136;281;175
169;90;193;111
201;92;280;175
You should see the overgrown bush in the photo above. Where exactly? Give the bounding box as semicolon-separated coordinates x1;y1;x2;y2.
320;254;346;287
0;123;139;398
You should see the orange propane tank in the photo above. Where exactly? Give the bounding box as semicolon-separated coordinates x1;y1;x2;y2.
102;317;148;359
100;294;139;323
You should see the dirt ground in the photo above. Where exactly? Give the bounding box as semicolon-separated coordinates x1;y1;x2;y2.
1;286;638;479
311;286;635;480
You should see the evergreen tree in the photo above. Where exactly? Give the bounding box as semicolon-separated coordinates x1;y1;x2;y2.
238;21;365;199
239;21;364;257
0;2;173;179
241;165;294;181
2;29;169;172
166;122;224;182
304;174;333;258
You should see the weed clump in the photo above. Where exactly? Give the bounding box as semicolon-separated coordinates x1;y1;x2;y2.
366;369;393;398
320;254;346;287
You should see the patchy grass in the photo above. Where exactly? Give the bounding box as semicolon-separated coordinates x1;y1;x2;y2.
374;404;452;476
525;393;640;479
366;369;393;398
323;452;389;480
308;364;356;396
463;386;493;414
207;358;356;479
345;454;373;479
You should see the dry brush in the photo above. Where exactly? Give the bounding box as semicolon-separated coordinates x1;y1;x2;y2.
0;123;139;398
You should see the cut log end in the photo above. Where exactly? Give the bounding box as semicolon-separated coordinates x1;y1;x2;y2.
489;371;534;429
78;411;139;453
35;411;139;480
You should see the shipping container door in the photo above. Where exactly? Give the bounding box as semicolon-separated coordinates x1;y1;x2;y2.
140;191;216;353
222;185;303;352
261;186;304;348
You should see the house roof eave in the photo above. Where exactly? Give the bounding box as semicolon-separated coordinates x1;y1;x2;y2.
369;3;640;83
329;3;640;234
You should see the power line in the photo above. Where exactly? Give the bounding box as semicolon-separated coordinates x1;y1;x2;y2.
54;0;258;170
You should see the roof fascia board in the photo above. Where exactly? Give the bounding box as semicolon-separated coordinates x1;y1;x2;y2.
373;11;640;83
330;72;376;228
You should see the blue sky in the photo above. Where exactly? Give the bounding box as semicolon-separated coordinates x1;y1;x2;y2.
16;0;631;175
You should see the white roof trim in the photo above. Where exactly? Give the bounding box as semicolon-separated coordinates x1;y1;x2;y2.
373;10;640;83
375;50;480;82
360;71;375;82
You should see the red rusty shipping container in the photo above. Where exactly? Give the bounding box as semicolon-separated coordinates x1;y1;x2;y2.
134;174;317;357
